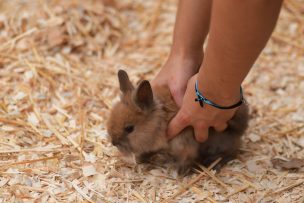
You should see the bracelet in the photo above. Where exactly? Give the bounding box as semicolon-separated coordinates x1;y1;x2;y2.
194;80;245;110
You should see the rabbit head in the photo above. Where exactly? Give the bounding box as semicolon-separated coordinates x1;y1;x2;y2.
107;70;168;157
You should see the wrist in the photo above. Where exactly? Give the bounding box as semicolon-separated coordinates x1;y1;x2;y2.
169;48;203;66
195;74;242;106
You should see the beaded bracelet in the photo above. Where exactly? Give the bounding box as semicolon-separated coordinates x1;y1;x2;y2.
194;80;245;110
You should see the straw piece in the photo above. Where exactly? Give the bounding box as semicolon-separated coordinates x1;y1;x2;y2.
162;158;222;203
227;184;250;198
0;146;65;154
16;185;46;193
0;27;37;49
41;114;69;145
197;165;228;189
191;186;218;203
0;155;60;169
0;0;303;202
271;180;304;195
132;190;148;203
70;180;94;203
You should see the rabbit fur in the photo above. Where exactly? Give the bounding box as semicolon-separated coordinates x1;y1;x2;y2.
107;70;249;174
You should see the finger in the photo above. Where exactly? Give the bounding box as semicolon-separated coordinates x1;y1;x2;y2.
194;123;209;143
167;110;190;140
213;122;228;132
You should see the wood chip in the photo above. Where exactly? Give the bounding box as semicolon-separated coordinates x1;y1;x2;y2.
0;0;303;202
271;158;304;170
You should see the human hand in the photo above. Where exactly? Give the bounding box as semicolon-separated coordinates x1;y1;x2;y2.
151;53;202;107
167;74;240;142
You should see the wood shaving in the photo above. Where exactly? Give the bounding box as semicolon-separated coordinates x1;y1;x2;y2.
0;0;303;202
271;158;304;170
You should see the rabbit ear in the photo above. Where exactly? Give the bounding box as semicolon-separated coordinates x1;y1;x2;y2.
134;80;154;110
118;70;134;94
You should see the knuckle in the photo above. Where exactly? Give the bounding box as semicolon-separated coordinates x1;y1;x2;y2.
196;122;209;130
178;111;191;124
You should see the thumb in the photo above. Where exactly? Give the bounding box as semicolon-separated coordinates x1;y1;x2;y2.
167;109;189;140
171;88;184;107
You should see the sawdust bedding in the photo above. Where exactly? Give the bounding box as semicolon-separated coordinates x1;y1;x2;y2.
0;0;303;202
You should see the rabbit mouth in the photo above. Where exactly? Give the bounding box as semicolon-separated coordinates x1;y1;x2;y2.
116;143;132;155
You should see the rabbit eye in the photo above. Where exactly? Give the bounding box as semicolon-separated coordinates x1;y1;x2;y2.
124;125;134;134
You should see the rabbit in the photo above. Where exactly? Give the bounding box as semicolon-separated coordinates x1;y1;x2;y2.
107;69;249;175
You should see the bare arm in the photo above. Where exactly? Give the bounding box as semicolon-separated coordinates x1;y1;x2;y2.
168;0;283;142
199;0;283;100
152;0;211;106
171;0;211;56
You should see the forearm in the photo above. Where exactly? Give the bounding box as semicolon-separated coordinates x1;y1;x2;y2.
198;0;283;103
171;0;211;57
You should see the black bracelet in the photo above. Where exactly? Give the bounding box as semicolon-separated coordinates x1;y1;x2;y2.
194;80;245;110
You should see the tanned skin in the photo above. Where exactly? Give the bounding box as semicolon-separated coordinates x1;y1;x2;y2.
152;0;283;142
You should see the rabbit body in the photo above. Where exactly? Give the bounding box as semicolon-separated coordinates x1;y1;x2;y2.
107;70;249;174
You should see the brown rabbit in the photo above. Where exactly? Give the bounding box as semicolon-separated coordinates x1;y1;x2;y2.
107;70;249;174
